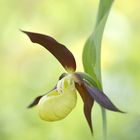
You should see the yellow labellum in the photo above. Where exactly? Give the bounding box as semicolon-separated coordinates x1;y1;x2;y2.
38;75;77;121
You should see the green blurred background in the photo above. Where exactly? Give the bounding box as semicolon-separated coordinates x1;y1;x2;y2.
0;0;140;140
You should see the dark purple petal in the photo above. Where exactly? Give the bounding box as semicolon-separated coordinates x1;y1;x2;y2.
28;73;66;108
28;95;44;108
21;30;76;72
84;83;124;113
74;74;94;133
28;88;55;108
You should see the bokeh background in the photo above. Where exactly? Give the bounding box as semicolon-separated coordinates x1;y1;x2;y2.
0;0;140;140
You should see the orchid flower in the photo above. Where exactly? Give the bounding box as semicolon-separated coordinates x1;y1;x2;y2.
22;30;123;133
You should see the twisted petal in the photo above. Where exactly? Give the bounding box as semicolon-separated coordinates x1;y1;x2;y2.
28;95;45;108
27;73;67;108
84;83;123;113
21;30;76;72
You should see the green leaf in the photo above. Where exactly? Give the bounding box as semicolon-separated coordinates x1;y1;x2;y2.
82;0;114;86
82;0;114;139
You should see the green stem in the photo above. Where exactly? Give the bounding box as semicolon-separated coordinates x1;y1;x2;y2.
101;107;107;140
95;1;114;139
98;82;107;140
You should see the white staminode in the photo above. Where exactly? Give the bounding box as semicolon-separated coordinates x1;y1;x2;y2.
57;74;76;94
38;74;77;121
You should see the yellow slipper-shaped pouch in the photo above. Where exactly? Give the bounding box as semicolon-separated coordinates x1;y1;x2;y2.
38;75;77;121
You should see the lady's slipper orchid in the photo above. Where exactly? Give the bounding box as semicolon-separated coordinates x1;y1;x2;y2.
22;30;123;133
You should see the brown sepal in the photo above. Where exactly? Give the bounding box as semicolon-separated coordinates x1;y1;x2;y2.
21;30;76;72
74;74;94;134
